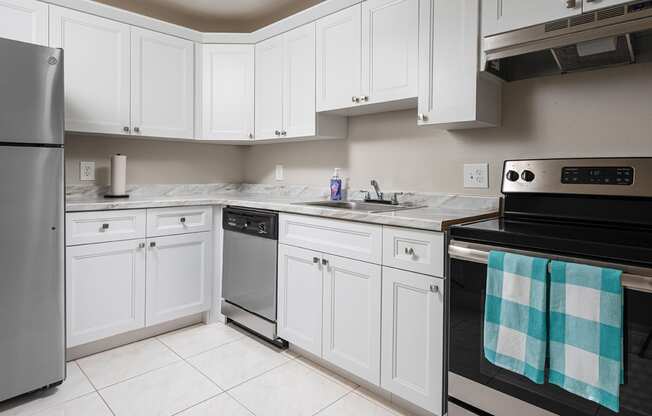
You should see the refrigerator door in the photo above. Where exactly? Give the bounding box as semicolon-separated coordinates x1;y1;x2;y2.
0;38;64;145
0;146;65;401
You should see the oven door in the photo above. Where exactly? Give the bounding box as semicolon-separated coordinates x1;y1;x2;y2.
448;240;652;416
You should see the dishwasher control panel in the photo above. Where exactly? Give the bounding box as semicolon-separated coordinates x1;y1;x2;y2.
223;207;278;240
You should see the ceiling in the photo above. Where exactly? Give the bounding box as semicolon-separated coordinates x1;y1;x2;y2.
94;0;323;32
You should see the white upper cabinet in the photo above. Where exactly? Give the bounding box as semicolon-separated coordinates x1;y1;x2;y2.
198;44;254;141
418;0;501;129
131;27;194;139
255;34;285;140
316;4;362;112
361;0;418;105
50;5;131;135
381;267;444;415
583;0;630;12
482;0;582;37
283;23;317;139
255;23;346;142
0;0;48;46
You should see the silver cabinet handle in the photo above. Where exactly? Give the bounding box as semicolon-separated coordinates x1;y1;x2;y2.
102;223;109;230
249;133;253;139
149;241;156;248
404;247;415;256
430;284;439;293
321;258;329;266
360;95;369;102
134;127;140;133
275;130;281;136
566;0;576;8
123;126;130;132
138;242;145;249
281;131;287;136
352;96;358;103
180;217;186;223
313;257;320;264
417;113;428;121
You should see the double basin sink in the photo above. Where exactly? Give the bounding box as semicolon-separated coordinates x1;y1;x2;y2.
295;200;423;213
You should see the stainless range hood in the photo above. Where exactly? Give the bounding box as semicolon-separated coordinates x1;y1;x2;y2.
483;0;652;81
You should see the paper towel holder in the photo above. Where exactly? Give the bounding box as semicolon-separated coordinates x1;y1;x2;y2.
104;153;130;199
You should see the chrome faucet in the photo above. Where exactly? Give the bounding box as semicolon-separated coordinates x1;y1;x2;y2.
370;179;383;200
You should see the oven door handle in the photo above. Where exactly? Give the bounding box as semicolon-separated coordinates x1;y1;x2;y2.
449;240;652;294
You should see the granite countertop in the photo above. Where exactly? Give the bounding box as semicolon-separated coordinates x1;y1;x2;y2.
66;184;500;232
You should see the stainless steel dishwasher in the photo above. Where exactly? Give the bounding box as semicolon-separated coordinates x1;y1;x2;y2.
221;207;286;347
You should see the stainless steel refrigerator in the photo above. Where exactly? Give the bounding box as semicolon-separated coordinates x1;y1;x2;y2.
0;38;65;402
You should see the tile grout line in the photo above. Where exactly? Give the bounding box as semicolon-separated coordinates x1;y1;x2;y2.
310;389;355;416
74;362;118;416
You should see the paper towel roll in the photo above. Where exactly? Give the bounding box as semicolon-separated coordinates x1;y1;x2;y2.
110;154;127;196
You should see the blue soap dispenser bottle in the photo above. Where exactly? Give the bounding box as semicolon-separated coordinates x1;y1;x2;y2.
330;168;342;201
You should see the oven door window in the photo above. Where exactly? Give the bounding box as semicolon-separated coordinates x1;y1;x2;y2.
449;258;652;416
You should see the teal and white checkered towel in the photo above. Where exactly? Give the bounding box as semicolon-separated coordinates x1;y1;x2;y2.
484;251;549;384
549;261;623;412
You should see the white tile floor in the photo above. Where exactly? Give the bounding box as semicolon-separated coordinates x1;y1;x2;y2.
0;323;424;416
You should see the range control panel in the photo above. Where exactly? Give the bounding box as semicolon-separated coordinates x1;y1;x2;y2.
561;166;634;185
502;158;652;197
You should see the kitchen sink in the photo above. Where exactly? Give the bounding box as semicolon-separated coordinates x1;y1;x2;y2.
294;200;423;213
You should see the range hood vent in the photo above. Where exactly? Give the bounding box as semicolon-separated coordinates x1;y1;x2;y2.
484;0;652;81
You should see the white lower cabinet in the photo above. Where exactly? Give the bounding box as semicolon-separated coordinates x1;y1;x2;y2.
322;255;381;385
146;232;212;326
66;239;146;347
381;266;444;415
277;244;323;356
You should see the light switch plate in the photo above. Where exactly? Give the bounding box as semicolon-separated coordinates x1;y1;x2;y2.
275;164;284;181
80;161;95;181
464;163;489;188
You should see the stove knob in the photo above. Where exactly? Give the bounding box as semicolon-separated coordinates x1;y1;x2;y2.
505;170;520;182
521;170;536;182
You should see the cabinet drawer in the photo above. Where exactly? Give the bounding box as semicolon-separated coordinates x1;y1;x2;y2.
66;210;146;246
146;206;212;237
382;226;444;276
279;214;382;264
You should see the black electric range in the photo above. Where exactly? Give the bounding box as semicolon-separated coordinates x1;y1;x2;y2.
447;158;652;416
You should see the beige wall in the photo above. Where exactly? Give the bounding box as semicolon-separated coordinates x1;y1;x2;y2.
65;134;244;185
243;63;652;195
65;63;652;193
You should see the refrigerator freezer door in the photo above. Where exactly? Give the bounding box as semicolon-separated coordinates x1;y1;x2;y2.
0;38;64;145
0;146;65;401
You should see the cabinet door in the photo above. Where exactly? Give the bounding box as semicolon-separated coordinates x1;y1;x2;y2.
277;244;323;356
0;0;48;45
66;240;146;347
49;6;130;135
381;267;444;415
131;27;194;139
146;232;212;326
361;0;418;104
316;4;361;112
255;35;284;140
200;44;254;141
583;0;629;12
482;0;581;37
323;255;381;385
283;23;316;139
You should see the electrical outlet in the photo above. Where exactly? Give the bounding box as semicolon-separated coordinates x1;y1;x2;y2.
80;161;95;181
275;164;284;181
464;163;489;189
